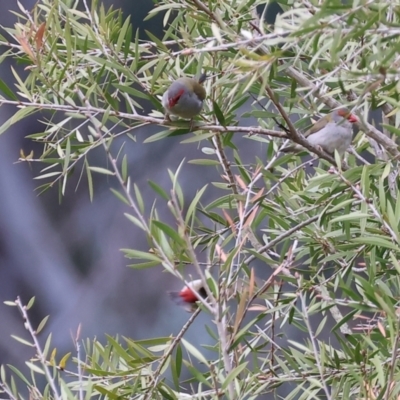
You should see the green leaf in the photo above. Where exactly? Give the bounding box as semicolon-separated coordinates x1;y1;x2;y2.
88;166;115;175
145;30;169;51
127;261;160;269
58;352;71;370
10;335;34;347
185;362;212;387
113;84;152;101
181;339;208;364
152;221;185;245
352;236;400;251
0;107;37;136
143;129;178;143
85;158;94;202
26;296;35;310
124;213;145;230
381;124;400;137
134;183;144;213
7;365;31;386
34;172;62;180
115;15;131;54
110;188;129;205
36;315;50;334
329;212;370;224
185;185;208;225
0;78;18;100
212;100;226;126
121;249;162;262
331;309;358;333
148;180;169;200
25;362;44;375
222;362;248;390
188;159;220;166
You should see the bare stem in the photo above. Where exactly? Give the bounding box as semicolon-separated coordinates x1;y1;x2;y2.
15;297;61;400
74;324;84;400
384;327;400;400
0;98;287;139
0;381;18;400
144;308;201;400
298;286;332;400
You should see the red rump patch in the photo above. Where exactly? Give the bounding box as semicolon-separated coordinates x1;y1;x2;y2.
169;89;185;108
180;287;198;303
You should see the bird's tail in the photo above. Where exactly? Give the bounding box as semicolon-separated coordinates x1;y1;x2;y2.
198;73;207;84
281;144;303;153
168;291;183;304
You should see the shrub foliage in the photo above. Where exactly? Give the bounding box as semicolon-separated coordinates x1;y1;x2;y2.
2;0;400;398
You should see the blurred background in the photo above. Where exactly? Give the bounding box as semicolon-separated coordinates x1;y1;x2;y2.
0;0;277;380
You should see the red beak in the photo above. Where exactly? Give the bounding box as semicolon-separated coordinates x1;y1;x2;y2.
348;114;358;123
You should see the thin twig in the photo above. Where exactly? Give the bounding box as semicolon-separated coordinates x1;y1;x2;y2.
383;329;400;400
74;324;84;400
313;284;352;335
270;280;284;367
298;285;332;400
212;133;238;194
15;297;61;400
244;214;320;265
144;308;201;400
0;98;287;139
0;381;18;400
189;0;221;26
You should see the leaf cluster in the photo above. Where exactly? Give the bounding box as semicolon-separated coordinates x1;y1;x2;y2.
2;0;400;398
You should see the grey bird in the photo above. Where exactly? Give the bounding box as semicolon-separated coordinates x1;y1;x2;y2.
162;74;207;120
282;109;358;155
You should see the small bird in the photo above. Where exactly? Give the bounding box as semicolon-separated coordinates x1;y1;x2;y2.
282;109;358;155
168;279;207;312
162;74;207;121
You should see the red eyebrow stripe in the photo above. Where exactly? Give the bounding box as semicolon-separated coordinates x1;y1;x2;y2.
337;109;358;122
168;88;185;108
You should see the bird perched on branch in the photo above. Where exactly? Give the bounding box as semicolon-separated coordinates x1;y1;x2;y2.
168;279;207;312
162;74;207;121
282;109;358;155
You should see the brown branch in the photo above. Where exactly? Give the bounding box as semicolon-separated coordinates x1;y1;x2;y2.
189;0;225;28
0;98;287;139
264;82;298;138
